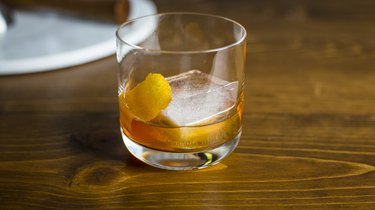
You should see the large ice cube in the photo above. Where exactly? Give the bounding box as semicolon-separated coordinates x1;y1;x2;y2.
161;70;238;126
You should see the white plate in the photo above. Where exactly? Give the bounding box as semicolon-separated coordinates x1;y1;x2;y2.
0;0;156;75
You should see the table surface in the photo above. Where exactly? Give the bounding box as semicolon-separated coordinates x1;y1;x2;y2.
1;0;375;209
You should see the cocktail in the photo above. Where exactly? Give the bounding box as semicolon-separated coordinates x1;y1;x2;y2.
116;13;246;170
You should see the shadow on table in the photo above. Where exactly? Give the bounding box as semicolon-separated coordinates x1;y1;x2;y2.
69;113;147;169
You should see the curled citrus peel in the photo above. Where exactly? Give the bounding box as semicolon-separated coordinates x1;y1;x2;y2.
124;73;172;122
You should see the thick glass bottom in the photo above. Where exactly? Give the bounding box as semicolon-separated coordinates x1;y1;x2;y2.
121;130;241;170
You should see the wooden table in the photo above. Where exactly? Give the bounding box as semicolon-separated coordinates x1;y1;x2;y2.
1;0;375;209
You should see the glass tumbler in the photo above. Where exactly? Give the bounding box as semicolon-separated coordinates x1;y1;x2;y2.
116;12;246;170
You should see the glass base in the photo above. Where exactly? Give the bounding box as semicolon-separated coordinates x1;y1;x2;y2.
121;131;241;170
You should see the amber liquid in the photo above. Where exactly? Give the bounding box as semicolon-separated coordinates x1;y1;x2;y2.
119;91;243;152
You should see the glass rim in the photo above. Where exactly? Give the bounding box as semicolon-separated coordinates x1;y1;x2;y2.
116;12;247;54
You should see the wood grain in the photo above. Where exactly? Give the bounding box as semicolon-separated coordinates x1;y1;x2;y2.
1;0;375;209
2;0;130;23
